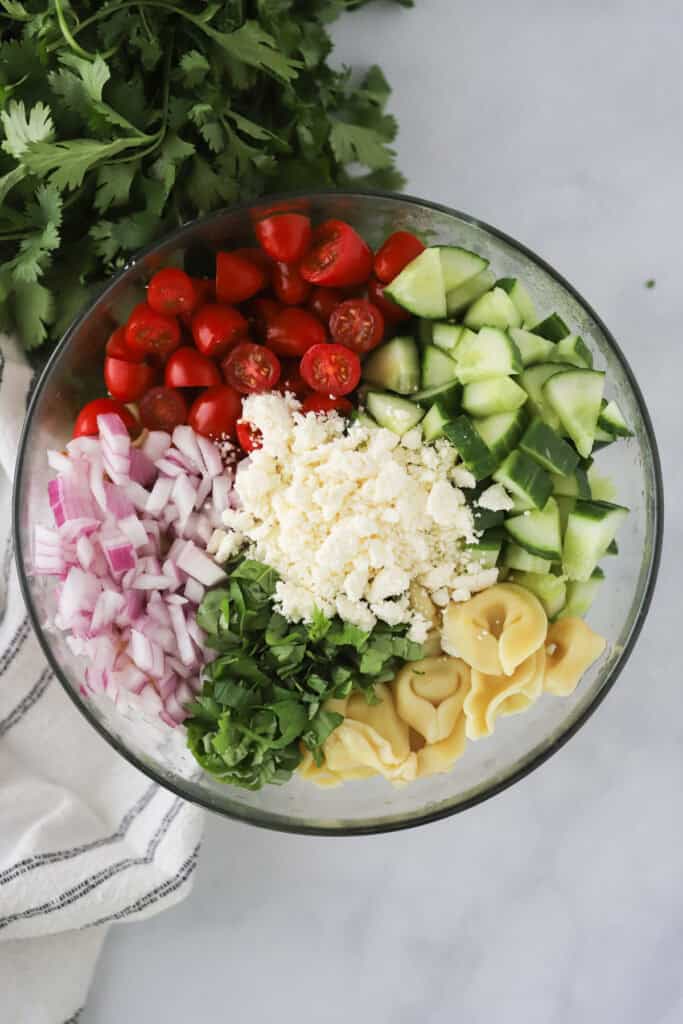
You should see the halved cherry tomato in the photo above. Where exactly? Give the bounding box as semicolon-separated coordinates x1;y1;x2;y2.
277;359;310;399
147;268;197;316
255;213;312;263
299;219;373;288
180;278;215;330
139;386;188;431
192;303;248;358
307;286;344;323
188;385;242;439
73;397;140;438
301;394;353;415
164;348;222;389
216;251;267;304
232;247;272;275
236;420;263;453
367;274;412;324
272;262;311;306
104;357;156;402
374;231;425;284
300;343;361;396
244;297;283;341
105;326;145;363
124;303;181;360
266;308;326;358
329;298;384;354
222;342;281;395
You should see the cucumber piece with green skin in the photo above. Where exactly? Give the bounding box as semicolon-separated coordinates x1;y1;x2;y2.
432;323;463;357
462;377;527;417
562;499;628;581
508;571;567;618
549;334;593;369
463;287;523;330
530;313;570;341
555;495;575;534
509;328;556;367
421;344;458;388
519;418;580;475
473;408;528;460
352;410;378;429
366;392;425;436
504;496;563;561
456;327;523;383
466;528;504;570
605;539;618;555
411;381;462;412
597;399;633;438
503;543;552;574
384;248;446;319
443;416;498;480
473;506;505;531
446;268;496;316
493;450;553;510
519;362;571;431
558;568;605;618
587;467;616;502
543;369;605;459
438;246;489;291
496;278;537;327
551;466;591;499
362;336;420;395
421;401;452;442
416;320;434;346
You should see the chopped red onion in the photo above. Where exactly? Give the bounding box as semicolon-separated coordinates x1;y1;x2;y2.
177;540;226;587
129;448;156;487
196;435;223;478
102;536;136;576
76;535;95;570
141;430;171;462
124;481;151;512
172;426;204;472
184;578;205;605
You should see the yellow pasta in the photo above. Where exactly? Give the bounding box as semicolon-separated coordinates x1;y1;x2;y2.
416;716;467;777
544;617;606;696
394;655;470;744
464;647;546;740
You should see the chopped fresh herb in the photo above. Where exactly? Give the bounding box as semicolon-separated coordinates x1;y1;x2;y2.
645;279;656;289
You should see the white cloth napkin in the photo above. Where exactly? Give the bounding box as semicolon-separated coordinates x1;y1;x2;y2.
0;335;204;1024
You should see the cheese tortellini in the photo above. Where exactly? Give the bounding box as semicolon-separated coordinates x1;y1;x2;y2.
544;617;606;696
395;655;471;776
464;647;546;739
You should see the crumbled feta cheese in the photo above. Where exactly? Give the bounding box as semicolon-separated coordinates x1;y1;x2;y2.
206;529;226;555
215;531;243;564
477;483;514;512
400;427;423;450
453;466;477;489
431;588;450;607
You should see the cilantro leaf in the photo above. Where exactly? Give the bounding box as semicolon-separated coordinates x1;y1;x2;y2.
1;100;54;158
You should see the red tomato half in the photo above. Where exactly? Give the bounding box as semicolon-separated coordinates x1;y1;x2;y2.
139;387;188;431
222;342;281;395
147;268;197;316
231;247;272;275
188;386;242;439
277;359;310;399
255;213;312;263
192;303;248;358
236;420;263;453
329;298;384;354
273;262;311;306
164;348;222;389
301;394;353;415
367;274;412;324
216;251;267;304
124;303;181;360
266;308;326;358
299;220;373;288
244;297;283;342
73;398;140;438
106;326;145;363
104;357;156;402
307;286;344;323
300;343;361;396
373;231;425;284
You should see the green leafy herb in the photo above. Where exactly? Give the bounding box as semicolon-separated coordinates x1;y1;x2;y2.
185;557;423;790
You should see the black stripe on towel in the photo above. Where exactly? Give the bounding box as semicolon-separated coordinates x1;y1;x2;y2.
0;666;52;738
0;615;31;676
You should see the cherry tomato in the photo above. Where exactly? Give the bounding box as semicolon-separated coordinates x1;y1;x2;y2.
105;326;145;363
236;420;263;453
244;297;283;341
307;286;344;323
222;342;281;395
139;386;188;431
272;261;311;306
255;213;312;263
215;251;267;304
192;303;248;358
73;397;140;438
374;231;425;284
301;394;353;415
300;343;361;396
147;268;197;316
164;348;222;389
232;247;272;276
188;385;242;439
192;277;215;304
277;359;310;399
266;307;326;358
367;274;412;324
124;303;181;362
329;298;384;354
299;219;373;288
104;357;156;402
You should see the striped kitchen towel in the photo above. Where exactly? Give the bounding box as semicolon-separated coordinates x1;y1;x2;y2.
0;335;204;1024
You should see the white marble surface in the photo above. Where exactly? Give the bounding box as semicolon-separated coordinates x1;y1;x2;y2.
87;2;680;1020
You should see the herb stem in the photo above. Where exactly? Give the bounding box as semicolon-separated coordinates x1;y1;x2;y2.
53;0;96;61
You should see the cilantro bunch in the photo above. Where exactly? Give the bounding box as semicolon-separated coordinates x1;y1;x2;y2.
185;559;423;790
0;0;413;350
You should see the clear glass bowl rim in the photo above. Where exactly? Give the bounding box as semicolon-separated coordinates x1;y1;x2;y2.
12;188;665;836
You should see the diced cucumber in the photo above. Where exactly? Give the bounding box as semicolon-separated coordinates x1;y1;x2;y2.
421;401;452;442
504;496;563;561
473;506;505;531
443;416;498;480
362;336;420;395
555;495;575;534
446;268;495;316
503;543;552;574
463;287;522;330
352;410;378;429
493;450;553;510
551;466;591;499
562;500;629;581
462;377;527;417
549;334;593;369
543;369;605;458
473;408;528;460
593;427;615;446
411;381;462;412
530;313;570;341
508;571;567;618
558;568;605;619
365;392;425;435
519;362;571;431
519;418;580;475
438;246;489;291
605;539;619;555
509;327;556;367
587;467;616;502
465;528;504;570
456;327;523;383
384;248;446;319
421;344;458;388
597;399;633;438
496;278;537;327
432;323;463;357
416;320;434;346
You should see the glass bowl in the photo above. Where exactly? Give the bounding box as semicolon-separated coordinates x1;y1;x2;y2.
13;191;663;835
